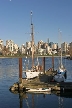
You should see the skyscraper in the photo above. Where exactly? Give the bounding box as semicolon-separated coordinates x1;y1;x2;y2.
47;38;49;44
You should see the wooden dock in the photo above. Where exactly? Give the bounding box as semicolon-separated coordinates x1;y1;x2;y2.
21;76;72;91
9;57;72;93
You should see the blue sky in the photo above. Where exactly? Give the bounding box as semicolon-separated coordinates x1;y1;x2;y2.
0;0;72;46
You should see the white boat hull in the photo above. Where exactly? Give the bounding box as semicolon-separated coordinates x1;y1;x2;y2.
26;88;51;93
25;71;43;79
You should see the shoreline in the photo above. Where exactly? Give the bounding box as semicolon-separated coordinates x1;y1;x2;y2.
0;55;66;58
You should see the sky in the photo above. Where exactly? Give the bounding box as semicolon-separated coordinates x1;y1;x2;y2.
0;0;72;46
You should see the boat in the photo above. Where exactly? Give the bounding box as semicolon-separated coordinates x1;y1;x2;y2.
53;74;65;82
53;66;67;82
26;88;51;93
24;11;43;79
53;29;67;82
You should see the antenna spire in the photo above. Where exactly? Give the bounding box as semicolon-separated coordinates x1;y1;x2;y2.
31;11;33;25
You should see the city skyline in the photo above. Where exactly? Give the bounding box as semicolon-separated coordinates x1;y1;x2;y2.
0;0;72;46
0;38;72;47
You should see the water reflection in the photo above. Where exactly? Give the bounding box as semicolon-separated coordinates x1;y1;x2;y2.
58;96;64;108
9;88;72;108
52;90;72;108
10;90;28;108
0;57;72;108
53;90;72;98
10;90;52;108
19;92;28;108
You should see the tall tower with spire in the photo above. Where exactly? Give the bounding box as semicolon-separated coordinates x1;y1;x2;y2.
47;38;49;44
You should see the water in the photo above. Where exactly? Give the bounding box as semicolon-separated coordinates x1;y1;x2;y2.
0;57;72;108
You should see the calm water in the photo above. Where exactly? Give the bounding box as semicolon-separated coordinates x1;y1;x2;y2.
0;57;72;108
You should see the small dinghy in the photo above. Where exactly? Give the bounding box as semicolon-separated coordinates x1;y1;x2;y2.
26;88;51;93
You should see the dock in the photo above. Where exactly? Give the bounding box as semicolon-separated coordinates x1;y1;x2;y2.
9;74;72;92
9;57;72;93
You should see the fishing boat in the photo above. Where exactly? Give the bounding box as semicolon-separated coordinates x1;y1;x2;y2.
53;30;67;82
26;88;51;93
24;11;43;79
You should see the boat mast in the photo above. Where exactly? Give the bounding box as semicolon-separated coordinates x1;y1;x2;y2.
31;11;34;69
59;29;62;67
60;31;62;67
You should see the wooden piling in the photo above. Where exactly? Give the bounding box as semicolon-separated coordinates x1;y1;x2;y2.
52;54;54;71
42;57;45;74
19;58;22;83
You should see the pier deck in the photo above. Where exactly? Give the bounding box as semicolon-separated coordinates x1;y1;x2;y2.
22;76;72;91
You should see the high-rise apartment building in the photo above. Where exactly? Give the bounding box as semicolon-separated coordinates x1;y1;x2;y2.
6;40;14;52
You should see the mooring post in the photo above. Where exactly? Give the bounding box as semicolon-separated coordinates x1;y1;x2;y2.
19;58;23;91
19;58;22;82
52;54;54;71
43;57;45;74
